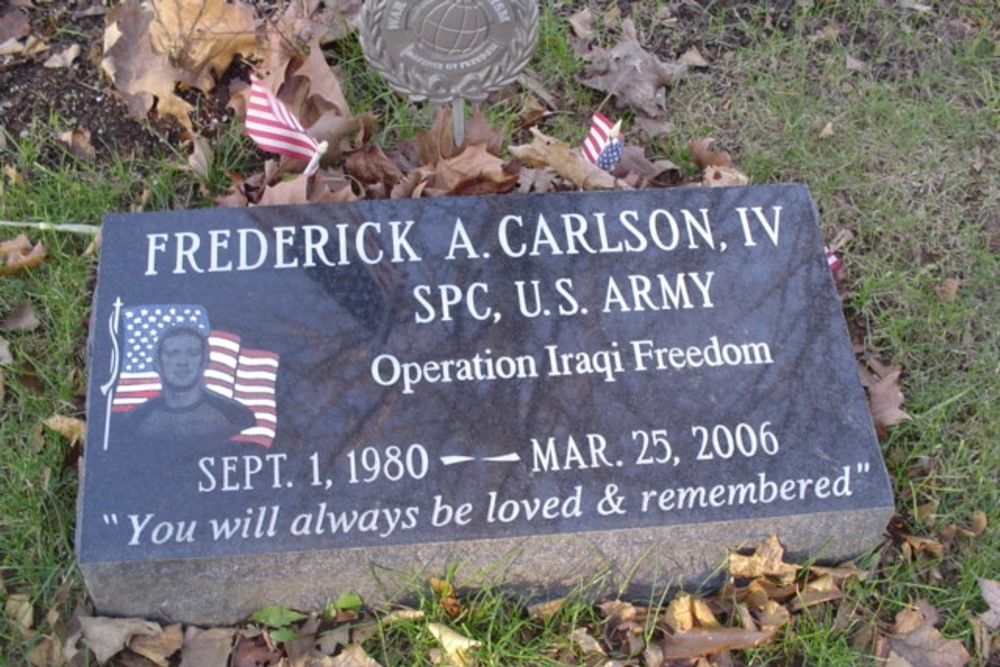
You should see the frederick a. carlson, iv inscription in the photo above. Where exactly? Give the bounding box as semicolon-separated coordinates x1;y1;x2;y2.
78;184;893;624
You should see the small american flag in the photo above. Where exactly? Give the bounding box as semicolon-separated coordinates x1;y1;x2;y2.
113;305;280;447
245;76;325;176
582;111;624;172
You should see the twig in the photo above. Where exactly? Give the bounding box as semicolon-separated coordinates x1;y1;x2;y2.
0;220;99;235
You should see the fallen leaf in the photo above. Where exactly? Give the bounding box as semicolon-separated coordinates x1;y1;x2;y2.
657;627;777;659
102;0;194;129
2;301;40;331
680;46;709;68
77;616;161;663
231;631;283;667
57;125;96;160
729;535;800;582
979;579;1000;629
900;0;933;12
129;623;183;666
43;43;81;68
430;578;462;618
580;18;686;118
665;594;697;632
427;623;480;666
146;0;259;92
756;600;792;631
702;166;750;187
4;164;27;187
187;135;213;183
345;143;404;198
865;365;911;439
901;533;945;557
251;604;307;628
818;122;835;139
808;23;842;43
568;8;594;39
970;511;987;536
845;53;867;72
329;644;382;666
0;9;30;43
934;278;960;303
571;627;606;655
43;415;86;446
179;626;234;667
380;608;425;624
510;127;629;190
4;593;33;638
26;635;63;666
690;137;732;169
885;600;971;667
0;234;47;275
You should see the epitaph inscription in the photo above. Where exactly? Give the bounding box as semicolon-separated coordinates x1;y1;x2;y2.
79;185;893;624
359;0;539;103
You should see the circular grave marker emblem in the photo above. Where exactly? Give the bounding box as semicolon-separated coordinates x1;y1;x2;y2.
359;0;539;104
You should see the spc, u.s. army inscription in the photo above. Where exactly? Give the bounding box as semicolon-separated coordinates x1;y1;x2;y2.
358;0;539;104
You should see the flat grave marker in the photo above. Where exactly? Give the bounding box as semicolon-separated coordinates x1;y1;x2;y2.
79;184;893;624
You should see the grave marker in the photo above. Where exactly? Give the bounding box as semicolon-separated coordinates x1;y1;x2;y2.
79;184;893;624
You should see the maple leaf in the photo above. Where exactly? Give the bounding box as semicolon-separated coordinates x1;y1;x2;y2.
579;18;686;118
102;0;194;129
690;137;733;170
885;600;971;667
146;0;259;92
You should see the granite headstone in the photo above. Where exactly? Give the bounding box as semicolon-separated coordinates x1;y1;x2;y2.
78;184;893;624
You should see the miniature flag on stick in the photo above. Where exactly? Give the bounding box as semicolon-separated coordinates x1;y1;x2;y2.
582;111;624;172
245;76;327;176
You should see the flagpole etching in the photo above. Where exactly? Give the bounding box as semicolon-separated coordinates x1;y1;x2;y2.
100;297;123;451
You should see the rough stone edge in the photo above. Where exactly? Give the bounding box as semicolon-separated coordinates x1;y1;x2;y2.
81;504;892;625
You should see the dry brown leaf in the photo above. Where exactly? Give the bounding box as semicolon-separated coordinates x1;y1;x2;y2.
756;600;791;631
845;53;868;72
147;0;258;92
77;616;161;663
580;19;686;118
886;600;971;667
231;631;283;667
901;533;945;557
43;415;86;446
0;234;46;275
690;137;732;169
57;125;96;160
970;511;988;536
568;8;594;39
26;635;63;666
658;627;777;659
345;143;404;198
571;627;606;655
527;598;564;621
102;0;194;129
0;336;12;365
329;644;382;667
4;593;33;639
510;127;629;191
187;135;213;182
380;608;425;624
934;278;961;303
0;9;30;43
665;594;696;632
43;43;81;68
978;579;1000;630
427;623;480;666
129;623;183;666
430;578;462;618
729;535;800;582
680;46;709;68
4;164;27;187
2;300;40;331
818;122;835;139
273;0;362;48
808;22;842;43
437;144;513;194
179;626;234;667
866;365;911;439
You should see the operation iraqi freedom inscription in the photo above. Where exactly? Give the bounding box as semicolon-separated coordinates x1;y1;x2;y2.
78;185;894;625
358;0;539;104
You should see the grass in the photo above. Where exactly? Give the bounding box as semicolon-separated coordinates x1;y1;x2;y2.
1;0;998;664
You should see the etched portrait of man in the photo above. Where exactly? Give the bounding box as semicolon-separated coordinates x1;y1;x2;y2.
123;326;256;442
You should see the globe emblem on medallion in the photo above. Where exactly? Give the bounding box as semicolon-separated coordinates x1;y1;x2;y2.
417;0;491;57
359;0;539;104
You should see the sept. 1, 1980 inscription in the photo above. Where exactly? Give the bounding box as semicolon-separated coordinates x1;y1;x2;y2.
79;184;893;624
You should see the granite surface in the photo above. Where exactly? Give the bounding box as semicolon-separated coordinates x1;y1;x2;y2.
79;184;893;623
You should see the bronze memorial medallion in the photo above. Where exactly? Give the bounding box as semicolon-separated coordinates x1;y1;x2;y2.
359;0;539;104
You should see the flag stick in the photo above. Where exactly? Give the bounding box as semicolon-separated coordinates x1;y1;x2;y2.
451;99;465;148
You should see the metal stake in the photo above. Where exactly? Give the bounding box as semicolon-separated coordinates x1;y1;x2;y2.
451;99;465;148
